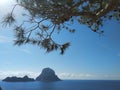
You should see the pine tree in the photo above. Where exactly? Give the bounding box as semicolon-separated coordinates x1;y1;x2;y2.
2;0;120;54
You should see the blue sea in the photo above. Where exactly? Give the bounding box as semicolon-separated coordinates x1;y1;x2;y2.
0;80;120;90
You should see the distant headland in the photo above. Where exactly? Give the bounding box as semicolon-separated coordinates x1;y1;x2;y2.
2;67;61;82
2;75;35;82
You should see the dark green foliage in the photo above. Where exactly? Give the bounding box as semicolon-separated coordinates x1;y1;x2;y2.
2;13;15;27
60;42;70;55
2;0;120;54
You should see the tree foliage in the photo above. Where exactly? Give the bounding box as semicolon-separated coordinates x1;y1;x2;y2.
2;0;120;54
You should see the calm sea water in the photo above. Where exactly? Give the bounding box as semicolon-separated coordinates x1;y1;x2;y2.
0;80;120;90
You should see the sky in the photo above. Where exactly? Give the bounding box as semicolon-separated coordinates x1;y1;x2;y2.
0;0;120;80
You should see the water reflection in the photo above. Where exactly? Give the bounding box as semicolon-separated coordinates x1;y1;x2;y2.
1;80;120;90
40;82;56;90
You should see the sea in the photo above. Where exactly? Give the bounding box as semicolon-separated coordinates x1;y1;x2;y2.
0;80;120;90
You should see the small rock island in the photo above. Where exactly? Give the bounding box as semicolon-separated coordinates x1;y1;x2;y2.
2;67;61;82
2;75;35;82
36;67;61;82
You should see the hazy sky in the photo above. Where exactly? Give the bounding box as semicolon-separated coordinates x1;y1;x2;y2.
0;0;120;80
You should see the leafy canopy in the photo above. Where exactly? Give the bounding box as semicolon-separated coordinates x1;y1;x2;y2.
2;0;120;54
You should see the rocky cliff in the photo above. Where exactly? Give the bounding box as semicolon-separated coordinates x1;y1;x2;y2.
36;68;61;82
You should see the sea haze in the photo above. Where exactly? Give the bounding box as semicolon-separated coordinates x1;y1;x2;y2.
0;80;120;90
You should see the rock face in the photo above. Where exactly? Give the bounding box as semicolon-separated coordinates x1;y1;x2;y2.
0;86;2;90
2;75;35;82
36;68;61;82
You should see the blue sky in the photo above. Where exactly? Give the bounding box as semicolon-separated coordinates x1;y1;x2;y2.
0;0;120;80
